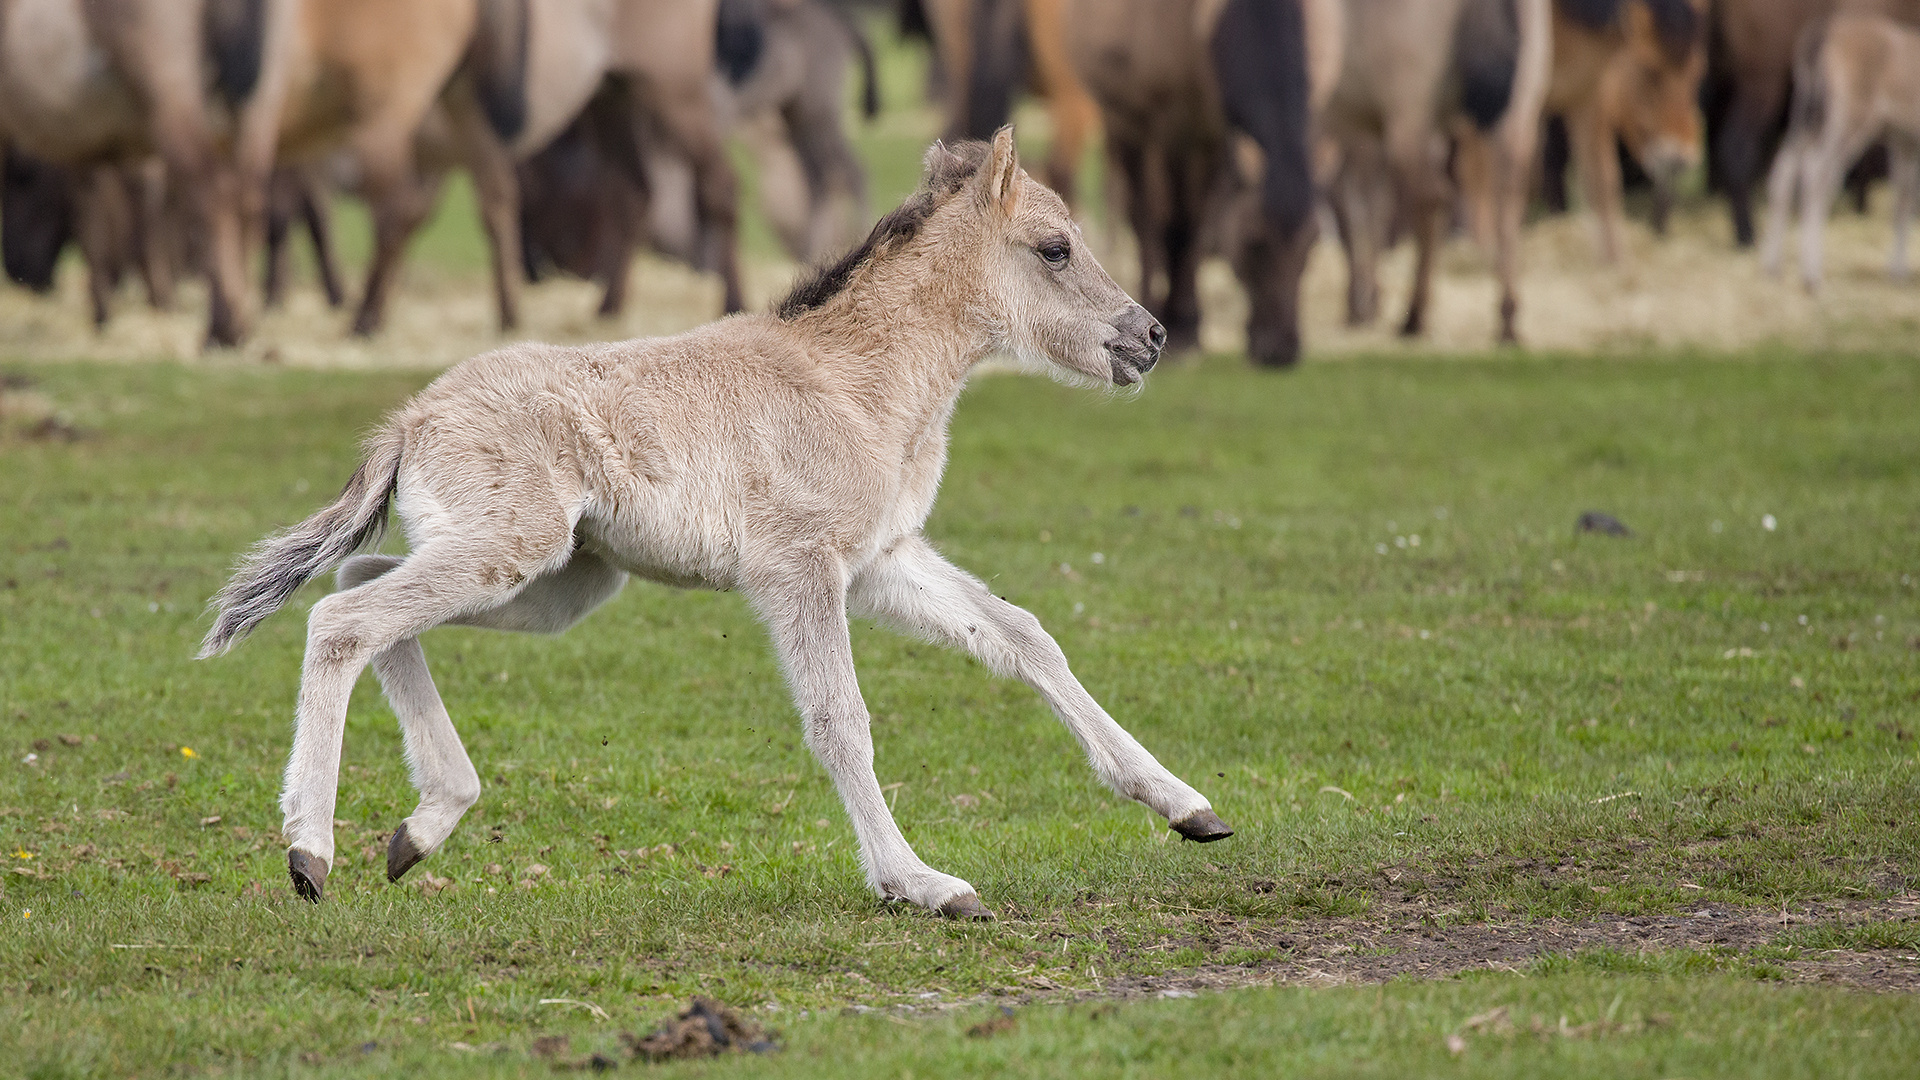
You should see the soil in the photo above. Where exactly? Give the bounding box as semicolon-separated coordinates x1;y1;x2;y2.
1062;895;1920;1000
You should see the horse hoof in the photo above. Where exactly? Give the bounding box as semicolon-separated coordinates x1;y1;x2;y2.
386;822;427;883
939;893;995;920
1171;809;1234;843
288;849;329;902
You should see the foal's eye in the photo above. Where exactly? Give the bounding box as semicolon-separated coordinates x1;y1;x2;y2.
1037;239;1070;268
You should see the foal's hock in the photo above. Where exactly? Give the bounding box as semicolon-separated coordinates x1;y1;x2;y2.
202;129;1227;918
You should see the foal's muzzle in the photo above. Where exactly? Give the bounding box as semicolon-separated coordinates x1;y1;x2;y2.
1107;306;1167;385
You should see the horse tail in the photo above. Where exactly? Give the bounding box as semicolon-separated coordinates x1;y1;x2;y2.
1789;17;1832;137
198;428;403;658
204;0;267;105
715;0;767;86
471;0;530;143
962;0;1027;138
1210;0;1315;241
1456;0;1521;131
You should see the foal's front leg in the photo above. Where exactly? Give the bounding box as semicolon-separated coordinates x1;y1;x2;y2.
755;562;991;919
848;536;1229;840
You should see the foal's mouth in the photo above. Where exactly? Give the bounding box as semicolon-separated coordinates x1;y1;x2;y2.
1107;344;1160;386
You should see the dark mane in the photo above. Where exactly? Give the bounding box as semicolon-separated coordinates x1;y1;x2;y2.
1641;0;1701;63
775;141;989;319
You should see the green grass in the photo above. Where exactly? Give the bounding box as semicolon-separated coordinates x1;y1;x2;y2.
2;350;1918;1076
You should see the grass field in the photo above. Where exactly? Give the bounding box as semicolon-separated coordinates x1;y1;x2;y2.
3;16;1920;1078
3;349;1918;1077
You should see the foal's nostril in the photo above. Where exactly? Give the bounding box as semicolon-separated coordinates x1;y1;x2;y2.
1148;320;1168;351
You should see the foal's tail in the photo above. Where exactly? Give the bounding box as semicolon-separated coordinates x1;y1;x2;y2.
197;429;404;658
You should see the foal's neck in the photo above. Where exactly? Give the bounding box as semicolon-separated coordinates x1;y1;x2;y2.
798;241;996;437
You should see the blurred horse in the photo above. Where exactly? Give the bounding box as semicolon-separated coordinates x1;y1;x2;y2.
515;0;870;314
1703;0;1920;248
1067;0;1325;367
0;146;182;324
1762;11;1920;291
1546;0;1707;263
1324;0;1552;342
0;0;267;345
727;0;877;264
239;0;494;335
922;0;1101;204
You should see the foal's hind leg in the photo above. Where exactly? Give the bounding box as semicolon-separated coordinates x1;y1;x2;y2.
282;535;572;901
849;537;1226;840
335;551;627;883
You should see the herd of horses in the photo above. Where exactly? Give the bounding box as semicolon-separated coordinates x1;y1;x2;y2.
3;0;1919;366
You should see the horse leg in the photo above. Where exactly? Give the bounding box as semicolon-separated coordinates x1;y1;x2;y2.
74;167;130;329
283;528;576;901
1568;102;1624;265
754;556;989;919
1491;130;1531;345
449;81;524;332
129;161;176;310
336;551;626;882
1160;146;1208;352
1716;85;1784;248
1760;133;1803;278
652;85;744;314
849;537;1226;837
1887;140;1917;281
263;170;298;309
349;128;437;337
1107;134;1164;317
300;172;347;309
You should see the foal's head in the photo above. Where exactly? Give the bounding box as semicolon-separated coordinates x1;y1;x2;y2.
780;127;1164;386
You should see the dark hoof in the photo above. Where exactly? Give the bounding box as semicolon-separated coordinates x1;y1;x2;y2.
1171;809;1234;843
386;822;427;883
288;849;329;902
939;893;996;920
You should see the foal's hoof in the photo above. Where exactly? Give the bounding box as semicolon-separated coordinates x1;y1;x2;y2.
386;822;427;883
939;893;996;921
1171;809;1234;843
288;849;329;903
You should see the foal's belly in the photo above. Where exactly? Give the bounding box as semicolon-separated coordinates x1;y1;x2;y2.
575;501;742;593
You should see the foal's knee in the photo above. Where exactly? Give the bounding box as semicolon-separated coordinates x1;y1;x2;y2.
305;593;376;667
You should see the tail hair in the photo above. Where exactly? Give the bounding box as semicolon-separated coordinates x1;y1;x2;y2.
197;432;402;658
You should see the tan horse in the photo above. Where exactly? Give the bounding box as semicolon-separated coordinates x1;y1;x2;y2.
1546;0;1708;264
1323;0;1553;342
1762;11;1920;291
201;130;1226;917
0;0;263;345
235;0;486;336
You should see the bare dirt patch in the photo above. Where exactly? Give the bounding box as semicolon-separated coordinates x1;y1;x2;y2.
1076;895;1920;1000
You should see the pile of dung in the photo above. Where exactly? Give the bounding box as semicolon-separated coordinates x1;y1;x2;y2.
622;999;778;1061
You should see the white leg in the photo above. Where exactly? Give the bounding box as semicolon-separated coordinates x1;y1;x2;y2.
1798;144;1835;294
282;535;570;901
1889;142;1917;281
335;551;626;881
752;556;989;918
847;536;1226;837
1760;134;1802;278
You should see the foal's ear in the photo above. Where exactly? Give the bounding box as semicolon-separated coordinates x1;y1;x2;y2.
984;126;1021;217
